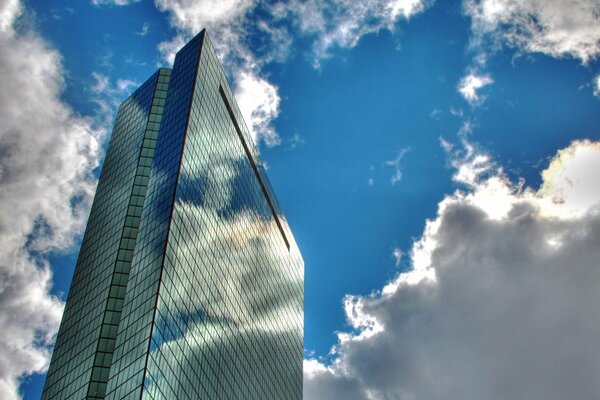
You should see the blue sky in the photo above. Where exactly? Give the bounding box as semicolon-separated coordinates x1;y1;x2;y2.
1;0;600;399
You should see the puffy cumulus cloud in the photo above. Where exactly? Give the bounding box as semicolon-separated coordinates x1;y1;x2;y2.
305;139;600;399
464;0;600;64
0;2;103;399
457;70;494;106
539;139;600;216
234;71;281;146
281;0;432;65
0;0;20;32
155;0;252;35
152;0;252;69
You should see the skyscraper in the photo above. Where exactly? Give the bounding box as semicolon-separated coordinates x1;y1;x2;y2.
42;31;303;400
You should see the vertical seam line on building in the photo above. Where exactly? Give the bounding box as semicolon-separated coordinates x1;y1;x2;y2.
104;71;168;399
92;70;164;400
218;85;290;250
139;33;205;400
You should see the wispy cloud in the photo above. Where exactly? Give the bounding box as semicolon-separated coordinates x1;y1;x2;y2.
458;0;600;110
91;0;141;6
464;0;600;65
50;7;74;21
440;121;498;189
288;132;305;150
281;0;432;67
115;78;137;92
449;106;464;117
429;107;441;119
457;70;494;106
136;21;150;36
385;147;410;185
90;72;139;126
391;247;403;266
593;74;600;98
154;0;434;147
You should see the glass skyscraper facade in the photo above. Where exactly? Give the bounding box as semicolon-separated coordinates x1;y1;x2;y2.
43;31;303;400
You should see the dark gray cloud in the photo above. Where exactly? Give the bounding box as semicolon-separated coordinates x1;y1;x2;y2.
305;140;600;400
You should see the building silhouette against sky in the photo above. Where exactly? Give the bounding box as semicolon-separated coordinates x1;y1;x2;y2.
42;31;303;400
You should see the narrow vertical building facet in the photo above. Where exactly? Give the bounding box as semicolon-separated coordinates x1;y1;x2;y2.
43;31;303;400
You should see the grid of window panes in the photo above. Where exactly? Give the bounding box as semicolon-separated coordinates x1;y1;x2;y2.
86;68;172;399
106;31;303;400
42;71;163;400
147;33;303;400
105;34;205;400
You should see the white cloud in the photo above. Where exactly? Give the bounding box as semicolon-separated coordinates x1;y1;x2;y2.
0;0;20;32
441;122;499;190
429;107;441;119
234;70;281;146
90;71;109;93
305;139;600;399
449;106;464;117
457;70;494;106
593;74;600;97
391;247;403;266
155;0;252;34
91;72;137;95
155;0;285;148
288;132;305;150
284;0;431;66
0;2;103;398
115;78;137;92
385;147;410;185
464;0;600;64
154;0;254;66
91;0;141;6
90;72;138;126
538;139;600;216
136;21;150;36
154;0;434;145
